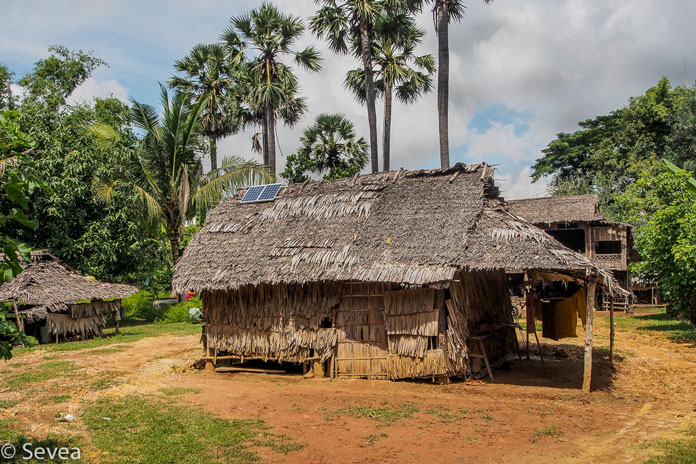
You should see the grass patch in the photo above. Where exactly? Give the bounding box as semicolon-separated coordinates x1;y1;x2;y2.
91;376;123;391
533;425;564;442
4;361;82;389
83;395;302;463
613;310;696;344
159;387;202;396
89;346;130;355
424;406;467;424
644;426;696;463
38;395;71;405
13;322;200;356
364;433;388;447
252;433;305;454
326;403;419;426
0;399;19;408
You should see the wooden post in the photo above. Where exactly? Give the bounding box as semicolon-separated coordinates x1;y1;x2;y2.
12;301;23;333
609;293;615;364
582;280;597;393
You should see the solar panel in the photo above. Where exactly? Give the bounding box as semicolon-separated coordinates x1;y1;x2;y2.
239;183;283;204
258;183;283;201
240;185;265;203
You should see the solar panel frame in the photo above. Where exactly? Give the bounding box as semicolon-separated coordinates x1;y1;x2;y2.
240;185;265;203
239;183;284;204
258;183;283;201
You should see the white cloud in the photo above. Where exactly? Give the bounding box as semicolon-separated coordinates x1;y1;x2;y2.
497;166;548;200
66;77;129;105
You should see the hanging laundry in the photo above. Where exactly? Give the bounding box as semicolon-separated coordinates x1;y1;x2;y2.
541;288;587;340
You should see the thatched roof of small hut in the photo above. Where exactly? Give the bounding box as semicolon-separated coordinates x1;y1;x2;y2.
174;163;619;293
507;194;621;226
0;251;137;322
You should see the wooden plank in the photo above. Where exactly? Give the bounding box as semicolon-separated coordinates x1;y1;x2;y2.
12;302;23;334
609;294;615;364
582;280;597;393
215;367;286;374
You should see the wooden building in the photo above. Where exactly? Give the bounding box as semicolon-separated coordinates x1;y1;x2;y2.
0;251;137;342
173;164;621;387
507;195;633;310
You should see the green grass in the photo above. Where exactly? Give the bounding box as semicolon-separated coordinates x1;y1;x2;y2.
0;399;19;408
13;321;200;356
326;403;419;426
159;387;202;396
83;395;303;464
38;395;71;405
644;427;696;463
89;346;130;355
613;310;696;344
423;406;467;424
533;425;564;442
3;361;82;389
364;433;388;447
90;376;123;390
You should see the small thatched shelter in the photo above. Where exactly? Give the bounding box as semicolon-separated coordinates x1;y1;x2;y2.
0;251;137;342
173;164;617;387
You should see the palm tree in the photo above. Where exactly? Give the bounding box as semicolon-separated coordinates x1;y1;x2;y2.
345;12;435;171
221;2;321;175
281;113;368;182
97;85;269;264
311;0;384;173
169;43;240;172
427;0;492;168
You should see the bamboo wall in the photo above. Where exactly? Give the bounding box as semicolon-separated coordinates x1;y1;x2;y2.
203;270;515;380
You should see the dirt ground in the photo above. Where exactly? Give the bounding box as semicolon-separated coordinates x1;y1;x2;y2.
3;310;696;463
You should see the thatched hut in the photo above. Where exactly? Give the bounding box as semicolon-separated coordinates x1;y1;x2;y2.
0;251;137;342
173;164;616;385
507;194;634;310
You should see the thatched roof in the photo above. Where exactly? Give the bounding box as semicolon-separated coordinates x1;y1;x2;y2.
0;252;137;322
174;163;618;294
507;194;622;226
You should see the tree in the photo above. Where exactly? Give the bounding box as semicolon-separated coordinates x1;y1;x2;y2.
0;64;15;110
97;85;270;264
170;43;240;172
420;0;492;168
615;165;696;323
345;11;434;171
531;78;696;221
222;2;321;175
312;0;385;173
281;113;368;182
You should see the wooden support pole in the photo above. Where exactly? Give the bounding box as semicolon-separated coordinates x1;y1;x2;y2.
582;280;597;393
12;301;23;334
609;294;615;364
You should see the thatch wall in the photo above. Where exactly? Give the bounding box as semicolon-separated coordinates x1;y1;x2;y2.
202;269;516;380
41;300;121;339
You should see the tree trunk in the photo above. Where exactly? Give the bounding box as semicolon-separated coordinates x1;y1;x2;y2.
383;82;392;172
266;103;276;176
169;229;181;265
262;116;269;168
436;3;450;168
360;19;379;173
209;136;218;173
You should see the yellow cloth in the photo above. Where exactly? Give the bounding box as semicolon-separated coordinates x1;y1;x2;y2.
554;288;586;339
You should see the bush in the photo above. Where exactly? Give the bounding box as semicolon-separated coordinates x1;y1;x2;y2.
160;297;202;323
122;290;169;322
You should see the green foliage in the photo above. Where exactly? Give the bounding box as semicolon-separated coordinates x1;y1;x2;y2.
3;360;81;388
532;78;696;221
122;290;161;320
616;167;696;322
645;426;696;464
160;297;202;323
281;113;368;182
0;306;34;360
83;395;301;463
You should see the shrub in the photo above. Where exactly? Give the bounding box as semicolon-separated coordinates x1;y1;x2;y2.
160;297;202;323
122;290;169;322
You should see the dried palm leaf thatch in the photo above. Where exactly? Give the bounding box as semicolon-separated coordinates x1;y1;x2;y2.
388;350;448;380
388;335;428;357
174;163;621;297
45;313;105;339
507;194;619;226
0;251;137;321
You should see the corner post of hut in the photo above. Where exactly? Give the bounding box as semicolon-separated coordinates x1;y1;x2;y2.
609;292;615;364
582;277;597;393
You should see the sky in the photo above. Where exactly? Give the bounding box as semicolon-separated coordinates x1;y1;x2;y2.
2;0;695;199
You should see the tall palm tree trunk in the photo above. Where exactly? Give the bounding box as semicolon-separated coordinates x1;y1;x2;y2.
262;117;269;167
209;136;218;172
383;82;392;172
360;19;379;173
266;103;277;176
168;227;180;264
436;3;450;168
